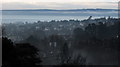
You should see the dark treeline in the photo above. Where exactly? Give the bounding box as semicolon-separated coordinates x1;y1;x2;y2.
2;37;42;67
2;18;120;66
74;21;120;49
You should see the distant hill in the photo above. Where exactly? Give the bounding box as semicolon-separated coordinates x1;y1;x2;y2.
2;9;118;11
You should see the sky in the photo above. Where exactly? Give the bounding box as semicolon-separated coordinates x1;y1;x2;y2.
1;0;119;10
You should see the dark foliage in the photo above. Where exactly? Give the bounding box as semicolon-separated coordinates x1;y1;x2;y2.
73;21;120;49
2;37;42;67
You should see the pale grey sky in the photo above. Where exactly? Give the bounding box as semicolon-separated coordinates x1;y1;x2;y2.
2;0;119;2
1;0;119;10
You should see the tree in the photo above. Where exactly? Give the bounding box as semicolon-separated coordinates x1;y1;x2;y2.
2;37;42;67
15;43;42;67
85;23;97;38
73;28;86;40
60;43;69;64
2;37;17;67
